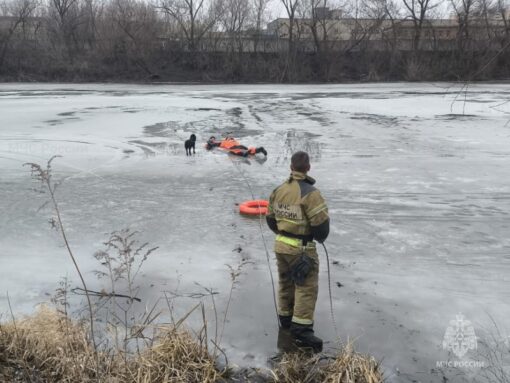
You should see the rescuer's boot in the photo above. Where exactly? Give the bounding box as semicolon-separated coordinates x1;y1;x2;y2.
290;322;323;353
277;326;298;353
279;315;292;329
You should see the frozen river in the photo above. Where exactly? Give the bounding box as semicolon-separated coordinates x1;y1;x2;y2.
1;83;510;382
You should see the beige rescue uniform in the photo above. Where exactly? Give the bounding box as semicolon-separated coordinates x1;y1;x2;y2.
267;171;329;325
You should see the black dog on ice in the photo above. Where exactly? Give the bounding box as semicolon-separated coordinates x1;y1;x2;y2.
184;134;196;155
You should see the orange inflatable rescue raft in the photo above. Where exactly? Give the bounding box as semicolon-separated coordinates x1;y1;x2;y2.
239;200;269;216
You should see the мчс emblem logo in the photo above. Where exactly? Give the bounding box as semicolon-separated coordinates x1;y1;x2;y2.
442;313;477;358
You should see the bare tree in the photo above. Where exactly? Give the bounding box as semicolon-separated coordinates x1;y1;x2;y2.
221;0;250;49
450;0;475;51
303;0;340;80
280;0;299;46
348;0;388;51
278;0;301;80
0;0;509;82
470;0;509;78
402;0;440;51
159;0;223;52
474;0;509;49
251;0;270;52
307;0;330;52
354;0;402;79
0;0;38;68
79;0;99;50
475;0;497;40
46;0;84;60
372;0;402;50
497;0;509;36
110;0;160;75
216;0;250;78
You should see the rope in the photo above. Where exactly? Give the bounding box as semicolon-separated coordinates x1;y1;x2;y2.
230;159;280;326
321;242;340;341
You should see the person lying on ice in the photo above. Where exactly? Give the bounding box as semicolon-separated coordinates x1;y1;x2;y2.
206;136;267;157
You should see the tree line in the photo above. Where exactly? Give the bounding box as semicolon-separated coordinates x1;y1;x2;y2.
0;0;509;82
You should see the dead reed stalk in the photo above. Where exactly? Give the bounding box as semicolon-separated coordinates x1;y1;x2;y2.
24;156;97;354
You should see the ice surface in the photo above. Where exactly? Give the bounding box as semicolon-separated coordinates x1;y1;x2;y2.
1;83;510;382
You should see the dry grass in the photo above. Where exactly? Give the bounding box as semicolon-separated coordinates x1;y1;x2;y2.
0;305;99;382
128;330;220;382
0;307;382;383
270;343;383;383
0;306;221;382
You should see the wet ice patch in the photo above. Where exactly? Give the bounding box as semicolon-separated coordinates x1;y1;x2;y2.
435;113;482;120
143;121;180;137
273;130;322;167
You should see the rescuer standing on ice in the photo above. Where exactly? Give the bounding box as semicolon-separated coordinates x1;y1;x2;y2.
266;151;330;352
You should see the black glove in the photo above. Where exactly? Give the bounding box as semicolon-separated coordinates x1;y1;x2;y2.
290;254;315;286
266;216;279;234
311;219;329;244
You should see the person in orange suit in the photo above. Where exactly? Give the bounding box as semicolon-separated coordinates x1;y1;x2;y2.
206;136;267;157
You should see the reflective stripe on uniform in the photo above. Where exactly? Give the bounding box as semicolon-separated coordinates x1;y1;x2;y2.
278;309;292;316
308;203;327;218
292;316;313;325
276;234;315;248
276;234;302;247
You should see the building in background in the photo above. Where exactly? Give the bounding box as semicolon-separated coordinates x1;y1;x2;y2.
264;7;508;52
